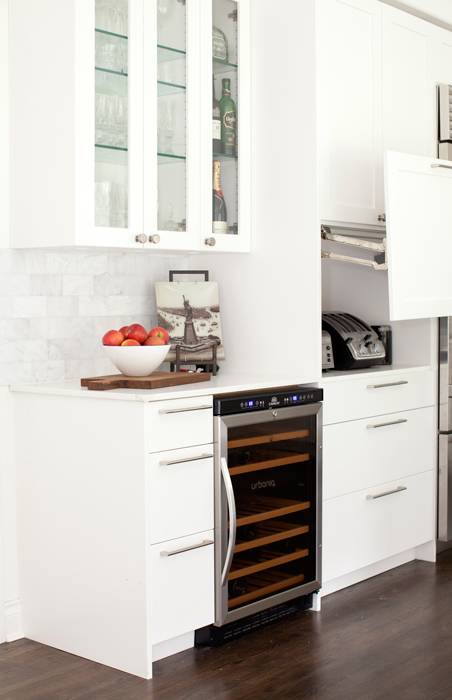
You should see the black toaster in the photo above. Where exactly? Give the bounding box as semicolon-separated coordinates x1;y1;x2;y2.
322;312;386;370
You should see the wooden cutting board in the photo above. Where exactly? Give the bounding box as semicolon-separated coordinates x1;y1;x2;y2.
81;371;211;391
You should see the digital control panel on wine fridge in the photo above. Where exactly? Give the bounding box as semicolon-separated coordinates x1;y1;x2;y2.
199;387;323;641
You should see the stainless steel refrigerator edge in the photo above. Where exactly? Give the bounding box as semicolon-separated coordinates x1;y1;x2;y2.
213;403;322;627
438;317;452;542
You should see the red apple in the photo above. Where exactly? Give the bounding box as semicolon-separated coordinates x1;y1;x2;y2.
121;339;140;346
126;324;148;345
102;329;124;346
144;335;166;346
119;325;130;336
148;326;170;344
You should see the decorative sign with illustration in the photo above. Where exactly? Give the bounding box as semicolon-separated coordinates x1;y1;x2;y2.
155;280;225;362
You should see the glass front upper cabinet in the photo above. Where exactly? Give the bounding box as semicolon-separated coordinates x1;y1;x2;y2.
205;0;250;251
95;0;130;232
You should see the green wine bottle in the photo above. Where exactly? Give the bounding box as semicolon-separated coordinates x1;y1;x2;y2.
219;78;237;156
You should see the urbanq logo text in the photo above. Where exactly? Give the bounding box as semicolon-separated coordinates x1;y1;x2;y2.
251;479;276;491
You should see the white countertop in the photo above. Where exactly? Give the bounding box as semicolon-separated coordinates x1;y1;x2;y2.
10;372;317;403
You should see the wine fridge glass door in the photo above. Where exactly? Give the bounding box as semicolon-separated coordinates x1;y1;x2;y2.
214;403;322;626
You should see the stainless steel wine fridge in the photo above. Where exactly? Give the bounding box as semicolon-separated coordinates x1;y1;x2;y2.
210;387;323;632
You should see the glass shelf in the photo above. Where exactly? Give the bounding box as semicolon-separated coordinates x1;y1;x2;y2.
158;44;186;63
95;143;127;152
213;58;238;74
95;27;128;41
158;152;186;164
157;80;186;96
95;66;128;78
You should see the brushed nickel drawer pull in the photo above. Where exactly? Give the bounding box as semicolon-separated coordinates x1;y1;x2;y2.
159;453;213;466
366;486;407;501
159;404;212;415
431;163;452;170
160;539;214;557
367;418;408;430
367;380;408;390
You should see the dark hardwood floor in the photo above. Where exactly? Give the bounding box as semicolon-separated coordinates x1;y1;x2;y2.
3;551;452;700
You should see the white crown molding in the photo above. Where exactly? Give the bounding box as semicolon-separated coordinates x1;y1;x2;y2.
379;0;452;31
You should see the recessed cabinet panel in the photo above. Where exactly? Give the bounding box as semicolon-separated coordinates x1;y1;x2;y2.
382;5;436;160
385;151;452;320
317;0;384;227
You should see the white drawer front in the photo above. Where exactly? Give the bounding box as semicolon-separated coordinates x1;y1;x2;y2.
323;406;436;500
322;369;435;425
146;396;213;453
149;446;214;544
322;471;435;583
150;531;214;645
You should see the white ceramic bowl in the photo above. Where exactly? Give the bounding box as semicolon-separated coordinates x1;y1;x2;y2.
103;344;171;377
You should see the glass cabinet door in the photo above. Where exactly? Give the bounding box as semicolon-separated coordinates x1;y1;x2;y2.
201;0;250;251
94;0;130;232
212;0;238;237
156;0;187;237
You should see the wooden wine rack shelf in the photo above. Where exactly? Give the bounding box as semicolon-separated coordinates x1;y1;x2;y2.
228;571;305;609
228;428;310;450
229;547;309;581
236;496;311;527
234;520;310;554
229;449;310;476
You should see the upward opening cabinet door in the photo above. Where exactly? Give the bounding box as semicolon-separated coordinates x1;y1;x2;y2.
385;151;452;320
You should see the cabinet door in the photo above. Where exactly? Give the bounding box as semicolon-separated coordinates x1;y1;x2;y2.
317;0;384;227
141;0;199;251
385;150;452;320
198;0;251;252
78;0;145;248
150;531;214;645
382;5;437;162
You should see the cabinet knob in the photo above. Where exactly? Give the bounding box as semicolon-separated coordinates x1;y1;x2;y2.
377;213;386;223
205;237;216;247
149;234;161;245
135;233;147;245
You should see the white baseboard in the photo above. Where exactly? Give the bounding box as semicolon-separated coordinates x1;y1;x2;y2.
4;599;23;642
152;631;194;662
321;547;421;597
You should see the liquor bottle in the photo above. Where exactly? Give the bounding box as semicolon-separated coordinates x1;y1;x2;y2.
212;160;228;234
213;26;229;63
219;78;237;156
212;77;222;154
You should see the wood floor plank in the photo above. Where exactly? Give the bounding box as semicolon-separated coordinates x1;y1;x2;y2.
2;552;452;699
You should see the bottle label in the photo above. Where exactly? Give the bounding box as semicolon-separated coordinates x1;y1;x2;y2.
223;111;236;130
213;119;221;140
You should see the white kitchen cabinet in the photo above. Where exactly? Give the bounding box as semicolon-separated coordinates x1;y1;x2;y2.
8;0;251;253
318;0;452;229
323;470;435;582
382;4;437;161
150;531;214;646
321;366;436;595
13;389;215;678
385;150;452;320
317;0;384;228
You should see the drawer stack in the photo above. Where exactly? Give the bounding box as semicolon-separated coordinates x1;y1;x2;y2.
146;396;215;647
321;368;436;591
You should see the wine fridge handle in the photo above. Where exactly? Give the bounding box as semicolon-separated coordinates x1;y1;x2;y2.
220;456;236;587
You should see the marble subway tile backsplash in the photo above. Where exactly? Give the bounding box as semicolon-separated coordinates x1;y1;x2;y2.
0;249;184;385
